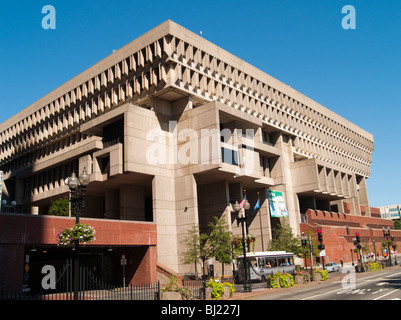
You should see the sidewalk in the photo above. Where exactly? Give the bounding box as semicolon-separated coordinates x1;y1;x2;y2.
226;264;401;300
226;273;342;300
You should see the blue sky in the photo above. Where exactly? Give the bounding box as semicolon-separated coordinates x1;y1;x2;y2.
0;0;400;207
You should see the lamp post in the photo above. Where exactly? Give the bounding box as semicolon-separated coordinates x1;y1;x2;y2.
234;198;251;293
382;226;392;267
350;248;354;266
391;235;398;265
1;200;16;212
373;240;377;262
65;167;90;300
301;232;308;270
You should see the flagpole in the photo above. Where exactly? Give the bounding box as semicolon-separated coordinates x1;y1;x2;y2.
256;192;265;251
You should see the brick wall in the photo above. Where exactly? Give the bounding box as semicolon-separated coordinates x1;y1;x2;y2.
301;209;401;265
0;213;157;291
0;213;157;246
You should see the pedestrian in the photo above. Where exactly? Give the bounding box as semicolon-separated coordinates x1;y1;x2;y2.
340;258;343;267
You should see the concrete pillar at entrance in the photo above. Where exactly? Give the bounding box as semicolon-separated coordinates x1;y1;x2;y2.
152;175;179;272
175;174;199;274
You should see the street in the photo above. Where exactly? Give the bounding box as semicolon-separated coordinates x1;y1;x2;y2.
246;266;401;300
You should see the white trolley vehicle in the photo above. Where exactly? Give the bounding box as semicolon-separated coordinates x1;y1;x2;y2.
236;251;295;282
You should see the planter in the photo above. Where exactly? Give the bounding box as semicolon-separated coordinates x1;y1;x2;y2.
294;274;308;284
160;291;182;300
312;272;321;281
355;265;366;273
205;285;231;300
205;287;213;300
223;286;230;299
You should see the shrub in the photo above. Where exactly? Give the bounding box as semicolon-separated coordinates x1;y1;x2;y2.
319;269;328;281
48;196;70;216
368;262;382;271
206;279;235;300
268;272;294;288
313;268;328;281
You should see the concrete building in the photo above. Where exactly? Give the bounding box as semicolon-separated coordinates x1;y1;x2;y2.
0;20;391;291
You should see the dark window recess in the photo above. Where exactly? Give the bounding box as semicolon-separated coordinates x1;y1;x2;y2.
100;156;110;174
103;119;124;147
145;197;153;222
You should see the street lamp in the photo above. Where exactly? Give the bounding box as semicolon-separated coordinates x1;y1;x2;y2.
1;199;16;212
373;240;377;262
391;235;398;265
350;248;354;266
382;226;392;267
300;232;308;270
65;168;90;222
65;167;90;300
234;198;252;293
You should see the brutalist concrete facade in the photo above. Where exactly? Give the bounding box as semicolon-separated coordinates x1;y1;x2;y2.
0;21;377;279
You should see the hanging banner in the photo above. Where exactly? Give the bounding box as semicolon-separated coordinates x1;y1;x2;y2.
267;189;288;217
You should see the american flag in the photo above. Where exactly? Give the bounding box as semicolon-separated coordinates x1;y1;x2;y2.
239;196;246;208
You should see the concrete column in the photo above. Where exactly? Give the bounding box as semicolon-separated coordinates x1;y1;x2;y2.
175;174;200;273
272;133;301;235
152;175;178;272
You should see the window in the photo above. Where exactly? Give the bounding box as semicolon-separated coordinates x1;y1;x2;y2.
103;118;124;147
278;257;294;266
259;155;270;177
221;147;238;166
266;258;277;268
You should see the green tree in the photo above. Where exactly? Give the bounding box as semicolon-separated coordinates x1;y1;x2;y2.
181;225;209;276
267;219;302;257
207;216;233;276
394;220;401;230
48;196;70;216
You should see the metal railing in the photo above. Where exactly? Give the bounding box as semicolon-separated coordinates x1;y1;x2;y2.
182;279;205;299
1;282;161;300
1;259;160;300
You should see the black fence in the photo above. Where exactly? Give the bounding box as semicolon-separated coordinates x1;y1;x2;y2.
0;259;160;301
0;258;212;301
182;279;205;299
1;283;161;300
